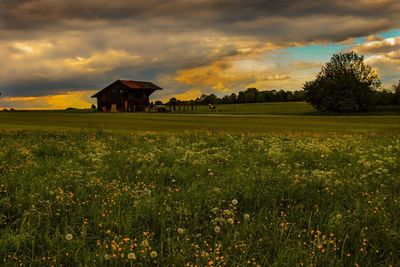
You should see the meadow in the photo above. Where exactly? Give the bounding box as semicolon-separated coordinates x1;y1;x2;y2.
1;111;400;134
0;108;399;266
171;102;315;115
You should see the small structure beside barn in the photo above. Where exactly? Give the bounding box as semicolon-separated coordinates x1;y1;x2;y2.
91;79;163;112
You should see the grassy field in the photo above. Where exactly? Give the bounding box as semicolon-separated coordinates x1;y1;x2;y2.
0;130;399;266
0;111;400;133
168;102;400;115
0;108;399;266
172;102;316;115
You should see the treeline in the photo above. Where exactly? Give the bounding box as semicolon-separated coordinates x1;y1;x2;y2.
374;84;400;106
166;83;400;107
168;88;305;106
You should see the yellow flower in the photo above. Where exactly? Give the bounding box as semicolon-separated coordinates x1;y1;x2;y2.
127;252;136;260
177;227;185;234
227;218;234;225
244;214;250;221
150;251;158;258
214;226;221;233
232;199;238;205
65;234;73;241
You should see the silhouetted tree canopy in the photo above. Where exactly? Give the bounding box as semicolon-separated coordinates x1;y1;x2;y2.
168;97;178;106
181;88;305;106
303;51;381;113
393;80;400;105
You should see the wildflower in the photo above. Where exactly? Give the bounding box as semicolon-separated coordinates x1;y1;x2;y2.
336;214;343;220
150;251;158;258
127;252;136;260
227;218;234;225
244;214;250;221
232;199;238;205
223;209;234;217
214;226;221;234
141;239;149;247
104;254;111;260
211;207;219;214
65;234;73;241
177;228;185;234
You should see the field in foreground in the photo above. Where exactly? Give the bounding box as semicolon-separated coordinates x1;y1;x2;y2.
0;130;399;266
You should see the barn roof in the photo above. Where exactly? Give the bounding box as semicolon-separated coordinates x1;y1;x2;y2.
91;79;162;97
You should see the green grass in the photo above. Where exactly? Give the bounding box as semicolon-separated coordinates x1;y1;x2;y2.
172;102;316;115
168;102;400;115
0;130;399;266
0;111;400;133
1;105;400;265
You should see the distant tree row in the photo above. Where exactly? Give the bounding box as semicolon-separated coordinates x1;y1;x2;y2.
168;89;305;106
373;82;400;106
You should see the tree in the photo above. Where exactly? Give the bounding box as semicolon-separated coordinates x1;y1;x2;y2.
199;94;217;105
245;92;256;103
256;93;265;103
393;80;400;105
169;97;178;111
303;51;381;113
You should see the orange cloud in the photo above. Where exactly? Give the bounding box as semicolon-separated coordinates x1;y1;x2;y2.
156;89;203;102
174;55;292;93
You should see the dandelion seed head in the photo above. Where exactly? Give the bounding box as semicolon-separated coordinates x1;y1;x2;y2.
127;252;136;260
141;239;149;247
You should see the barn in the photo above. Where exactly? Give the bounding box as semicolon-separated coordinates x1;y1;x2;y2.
91;80;163;112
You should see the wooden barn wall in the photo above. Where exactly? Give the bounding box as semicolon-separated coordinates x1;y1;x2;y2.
96;83;155;111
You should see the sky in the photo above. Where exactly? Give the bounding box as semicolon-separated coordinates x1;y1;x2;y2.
0;0;399;109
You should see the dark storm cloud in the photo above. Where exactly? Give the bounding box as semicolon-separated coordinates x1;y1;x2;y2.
1;0;399;39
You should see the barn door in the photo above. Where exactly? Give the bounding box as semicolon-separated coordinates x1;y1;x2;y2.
111;104;117;112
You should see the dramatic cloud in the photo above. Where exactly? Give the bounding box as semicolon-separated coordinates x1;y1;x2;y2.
350;36;400;85
0;0;399;108
354;37;400;54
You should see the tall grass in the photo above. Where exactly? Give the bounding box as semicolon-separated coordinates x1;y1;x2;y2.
0;130;399;266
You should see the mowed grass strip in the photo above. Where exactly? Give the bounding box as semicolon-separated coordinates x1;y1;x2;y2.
0;111;400;133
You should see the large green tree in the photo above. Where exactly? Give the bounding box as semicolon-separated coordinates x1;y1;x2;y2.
303;51;381;112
